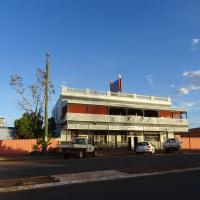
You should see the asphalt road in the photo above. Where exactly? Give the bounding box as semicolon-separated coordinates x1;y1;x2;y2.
1;170;200;200
0;153;200;180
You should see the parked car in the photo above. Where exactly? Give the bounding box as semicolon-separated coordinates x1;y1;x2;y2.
58;137;98;158
163;138;182;153
136;141;155;155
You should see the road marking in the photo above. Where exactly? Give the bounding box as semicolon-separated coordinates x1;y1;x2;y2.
0;167;200;193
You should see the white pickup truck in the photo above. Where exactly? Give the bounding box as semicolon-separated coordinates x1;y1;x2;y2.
163;138;182;153
58;137;98;158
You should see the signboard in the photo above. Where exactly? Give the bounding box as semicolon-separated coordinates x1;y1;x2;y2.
0;118;5;127
110;75;122;92
67;123;188;132
109;125;143;131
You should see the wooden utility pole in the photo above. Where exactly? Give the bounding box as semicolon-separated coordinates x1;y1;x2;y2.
44;53;50;155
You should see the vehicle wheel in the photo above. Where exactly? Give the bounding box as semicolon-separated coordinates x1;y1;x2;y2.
78;151;84;159
93;150;98;157
151;150;155;155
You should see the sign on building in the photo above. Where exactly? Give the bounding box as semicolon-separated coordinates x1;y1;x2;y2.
110;74;122;93
0;118;5;127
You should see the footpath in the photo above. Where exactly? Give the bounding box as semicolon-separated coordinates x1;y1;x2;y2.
1;166;200;193
0;148;134;161
1;148;199;161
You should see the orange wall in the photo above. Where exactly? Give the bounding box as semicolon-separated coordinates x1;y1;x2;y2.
0;139;59;155
173;112;181;119
89;105;108;114
175;134;200;150
159;111;172;118
68;104;88;113
67;104;108;115
66;104;182;119
159;111;181;119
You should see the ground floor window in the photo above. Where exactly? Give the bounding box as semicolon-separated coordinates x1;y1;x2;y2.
144;133;160;149
95;135;107;146
121;135;127;143
119;135;127;147
68;130;166;149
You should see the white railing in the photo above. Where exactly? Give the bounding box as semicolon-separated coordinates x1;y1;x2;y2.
67;123;188;132
66;113;188;126
61;86;170;103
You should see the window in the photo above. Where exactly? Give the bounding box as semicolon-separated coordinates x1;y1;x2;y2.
137;142;149;146
167;139;175;143
144;110;158;117
121;135;127;143
88;138;93;145
74;138;86;145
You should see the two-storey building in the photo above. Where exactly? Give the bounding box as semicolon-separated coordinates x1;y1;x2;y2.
53;86;188;149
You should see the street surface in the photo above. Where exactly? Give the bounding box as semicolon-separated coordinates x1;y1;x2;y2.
1;170;200;200
0;153;200;180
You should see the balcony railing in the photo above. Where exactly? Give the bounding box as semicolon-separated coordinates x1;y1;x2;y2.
66;113;188;126
61;86;171;103
67;123;188;133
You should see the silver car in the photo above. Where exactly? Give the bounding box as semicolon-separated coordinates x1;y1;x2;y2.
136;141;155;154
163;138;182;153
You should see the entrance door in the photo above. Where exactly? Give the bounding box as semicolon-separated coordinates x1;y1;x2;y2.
128;137;132;150
134;137;138;151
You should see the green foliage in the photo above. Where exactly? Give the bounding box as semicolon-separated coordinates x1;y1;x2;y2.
14;114;57;139
31;137;52;155
32;143;41;153
14;113;43;139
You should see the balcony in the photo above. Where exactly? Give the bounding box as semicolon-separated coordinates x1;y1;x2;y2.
65;113;188;127
66;113;188;132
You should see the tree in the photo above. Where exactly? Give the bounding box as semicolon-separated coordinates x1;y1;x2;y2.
10;68;55;138
48;117;57;138
14;113;43;139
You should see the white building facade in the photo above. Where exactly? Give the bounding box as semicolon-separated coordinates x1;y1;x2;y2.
53;86;188;149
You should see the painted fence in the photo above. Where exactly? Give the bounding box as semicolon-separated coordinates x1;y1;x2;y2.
1;135;200;155
0;139;59;155
175;133;200;151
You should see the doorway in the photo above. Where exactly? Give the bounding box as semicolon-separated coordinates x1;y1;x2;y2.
134;137;138;151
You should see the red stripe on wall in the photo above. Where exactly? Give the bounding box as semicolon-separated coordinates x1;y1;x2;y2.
67;104;108;114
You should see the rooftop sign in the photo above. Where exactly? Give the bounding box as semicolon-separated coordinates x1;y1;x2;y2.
110;74;122;93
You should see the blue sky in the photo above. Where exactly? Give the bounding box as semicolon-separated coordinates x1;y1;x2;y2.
1;0;200;127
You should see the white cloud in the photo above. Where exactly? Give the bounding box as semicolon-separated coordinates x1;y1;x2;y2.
182;69;200;78
176;84;200;95
191;38;200;46
176;69;200;95
173;99;200;111
176;87;190;95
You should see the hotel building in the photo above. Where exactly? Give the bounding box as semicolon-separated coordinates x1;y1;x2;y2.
53;86;188;149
